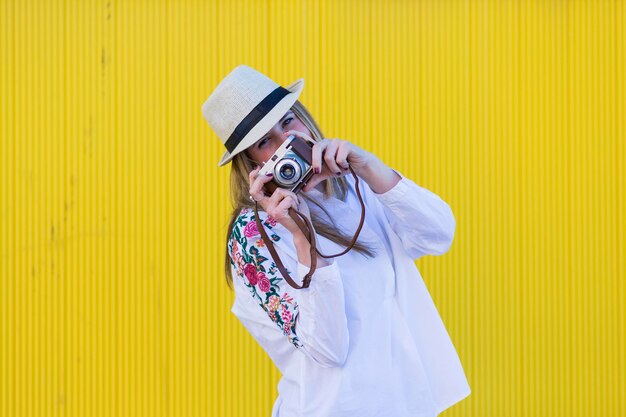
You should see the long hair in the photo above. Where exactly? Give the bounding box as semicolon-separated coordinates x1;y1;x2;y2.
223;100;377;289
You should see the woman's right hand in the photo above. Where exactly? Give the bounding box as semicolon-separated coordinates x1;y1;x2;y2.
248;166;312;237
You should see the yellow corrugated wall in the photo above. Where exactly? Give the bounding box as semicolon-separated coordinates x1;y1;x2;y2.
1;0;624;416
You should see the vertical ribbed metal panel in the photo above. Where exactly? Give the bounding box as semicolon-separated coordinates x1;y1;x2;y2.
1;1;624;416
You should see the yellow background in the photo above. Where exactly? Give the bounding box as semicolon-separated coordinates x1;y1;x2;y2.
1;0;624;416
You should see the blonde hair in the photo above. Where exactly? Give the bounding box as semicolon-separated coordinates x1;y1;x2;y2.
223;100;376;289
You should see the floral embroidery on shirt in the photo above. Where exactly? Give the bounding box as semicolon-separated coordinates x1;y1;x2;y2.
228;209;303;348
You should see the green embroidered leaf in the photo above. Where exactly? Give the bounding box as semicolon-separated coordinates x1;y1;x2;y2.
242;252;253;264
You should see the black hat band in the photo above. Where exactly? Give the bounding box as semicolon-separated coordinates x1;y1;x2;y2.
224;86;290;154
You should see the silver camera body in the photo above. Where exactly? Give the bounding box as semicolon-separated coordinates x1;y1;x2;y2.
257;134;315;194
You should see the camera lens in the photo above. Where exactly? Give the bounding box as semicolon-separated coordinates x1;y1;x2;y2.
279;164;296;180
275;158;302;186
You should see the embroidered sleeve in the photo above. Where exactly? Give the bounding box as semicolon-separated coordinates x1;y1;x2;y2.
228;208;350;368
228;208;303;348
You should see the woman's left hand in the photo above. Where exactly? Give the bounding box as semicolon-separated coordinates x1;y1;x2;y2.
283;130;375;192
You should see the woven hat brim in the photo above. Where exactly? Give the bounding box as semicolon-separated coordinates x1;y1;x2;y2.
217;78;304;167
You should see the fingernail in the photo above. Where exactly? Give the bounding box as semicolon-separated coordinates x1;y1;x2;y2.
336;172;341;176
266;172;273;177
314;167;320;174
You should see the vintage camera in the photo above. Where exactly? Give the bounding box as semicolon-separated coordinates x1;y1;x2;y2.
257;134;315;195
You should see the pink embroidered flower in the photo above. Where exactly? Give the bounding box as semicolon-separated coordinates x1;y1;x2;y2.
281;305;293;323
256;238;265;247
268;295;280;312
282;293;294;304
269;310;277;322
283;325;291;336
265;216;277;227
257;274;271;292
243;221;260;238
243;264;258;285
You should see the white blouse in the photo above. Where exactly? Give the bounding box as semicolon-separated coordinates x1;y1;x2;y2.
228;169;471;417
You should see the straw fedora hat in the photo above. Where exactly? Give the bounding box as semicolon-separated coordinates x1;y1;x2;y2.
202;65;304;167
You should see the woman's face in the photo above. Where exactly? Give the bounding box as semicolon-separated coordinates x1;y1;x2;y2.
245;110;313;167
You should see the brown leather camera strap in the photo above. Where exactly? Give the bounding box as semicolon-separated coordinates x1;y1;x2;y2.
314;168;366;259
254;204;318;289
252;166;366;289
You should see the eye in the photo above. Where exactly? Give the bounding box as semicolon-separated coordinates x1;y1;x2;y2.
257;137;269;148
282;117;293;126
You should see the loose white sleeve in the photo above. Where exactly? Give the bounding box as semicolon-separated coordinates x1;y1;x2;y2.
228;208;350;369
361;169;456;259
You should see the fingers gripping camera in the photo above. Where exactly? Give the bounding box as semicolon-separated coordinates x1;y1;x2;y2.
257;134;315;195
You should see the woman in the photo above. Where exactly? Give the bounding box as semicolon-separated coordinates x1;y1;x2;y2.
202;65;471;417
